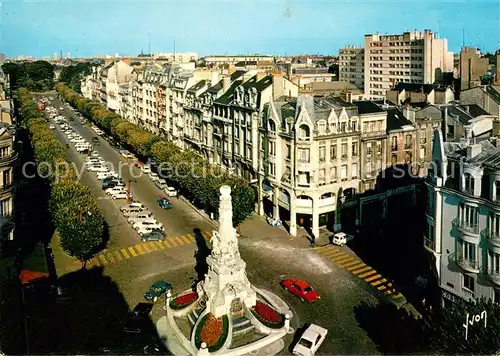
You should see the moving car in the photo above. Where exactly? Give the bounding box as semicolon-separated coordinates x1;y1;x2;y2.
292;324;328;356
157;197;172;210
123;302;154;334
280;279;321;302
144;281;172;302
164;186;177;197
140;229;165;243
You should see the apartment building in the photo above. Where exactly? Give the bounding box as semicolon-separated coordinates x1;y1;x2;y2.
259;95;361;237
0;122;16;249
460;85;500;117
0;67;12;124
338;46;364;90
364;30;453;99
459;47;500;90
425;125;500;305
442;102;496;142
105;61;134;112
386;83;454;105
201;55;274;67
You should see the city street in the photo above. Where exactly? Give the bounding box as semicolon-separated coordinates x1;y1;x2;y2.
40;94;382;354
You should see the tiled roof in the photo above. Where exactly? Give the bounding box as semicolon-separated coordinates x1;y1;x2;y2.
187;80;207;93
485;86;500;105
445;140;500;169
230;70;246;81
214;80;243;105
353;100;385;115
207;80;223;93
461;104;490;117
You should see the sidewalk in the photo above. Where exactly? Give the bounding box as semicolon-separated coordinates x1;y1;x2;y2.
49;232;81;277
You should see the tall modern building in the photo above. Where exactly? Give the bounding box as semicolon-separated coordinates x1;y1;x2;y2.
338;46;365;90
426;123;500;306
363;30;453;100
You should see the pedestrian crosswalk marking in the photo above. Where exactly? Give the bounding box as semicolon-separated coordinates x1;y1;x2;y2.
114;251;122;261
337;257;357;266
365;274;382;282
347;262;366;272
332;255;352;264
359;270;377;278
88;231;210;266
344;260;363;269
351;266;372;275
377;285;387;291
385;289;394;295
323;249;343;258
99;254;107;265
142;243;151;253
371;278;386;287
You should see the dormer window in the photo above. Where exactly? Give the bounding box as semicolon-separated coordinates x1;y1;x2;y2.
318;121;326;135
298;124;310;139
464;173;475;195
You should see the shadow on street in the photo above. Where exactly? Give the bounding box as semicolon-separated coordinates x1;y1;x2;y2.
193;228;210;283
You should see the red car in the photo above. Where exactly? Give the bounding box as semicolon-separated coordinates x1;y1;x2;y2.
280;279;321;302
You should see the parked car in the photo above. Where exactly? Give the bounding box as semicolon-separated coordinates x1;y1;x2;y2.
140;229;165;243
120;202;145;211
120;150;134;159
141;164;152;174
111;191;129;200
157;197;172;210
331;232;347;246
164;186;177;197
49;124;55;130
144;281;172;302
102;179;124;190
122;207;146;217
105;186;126;195
148;172;159;182
280;279;321;302
127;212;154;224
155;179;168;190
134;220;163;233
292;324;328;356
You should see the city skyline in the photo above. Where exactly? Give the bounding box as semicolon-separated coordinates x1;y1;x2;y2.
1;0;499;58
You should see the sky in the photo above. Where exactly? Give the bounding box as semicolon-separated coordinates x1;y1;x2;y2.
1;0;499;58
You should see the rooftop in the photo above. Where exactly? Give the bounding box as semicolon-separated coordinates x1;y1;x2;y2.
353;100;385;115
385;107;414;131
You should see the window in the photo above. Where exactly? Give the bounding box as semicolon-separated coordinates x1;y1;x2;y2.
298;171;310;185
420;129;426;144
286;144;291;160
319;146;326;162
268;119;276;133
463;241;477;263
489;250;500;275
427;190;436;216
494;289;500;304
319;169;326;183
464;173;475;195
2;169;10;187
0;146;9;158
298;149;310;163
341;165;347;181
330;145;337;160
420;147;426;160
318;122;326;135
299;125;310;139
377;141;382;154
491;213;500;235
351;163;358;179
352;142;358;157
341;143;348;159
425;221;435;250
391;154;397;165
269;163;276;177
405;134;412;149
0;198;10;217
366;161;373;177
330;167;337;182
391;136;397;151
268;141;276;156
366;143;372;157
460;203;478;227
463;274;475;293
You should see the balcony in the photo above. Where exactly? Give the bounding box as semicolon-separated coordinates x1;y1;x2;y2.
487;268;500;286
423;237;436;251
452;218;480;238
449;252;480;273
482;229;500;248
0;153;18;166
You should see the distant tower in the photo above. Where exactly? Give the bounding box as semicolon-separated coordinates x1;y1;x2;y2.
60;49;63;60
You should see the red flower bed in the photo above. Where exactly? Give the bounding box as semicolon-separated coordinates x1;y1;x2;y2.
170;292;198;309
252;301;281;323
200;313;223;347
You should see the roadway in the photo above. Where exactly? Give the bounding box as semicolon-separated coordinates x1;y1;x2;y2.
42;94;382;355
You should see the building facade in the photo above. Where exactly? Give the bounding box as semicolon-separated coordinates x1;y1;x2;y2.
460;85;500;117
364;30;453;99
0;122;17;249
338;46;365;90
425;127;500;305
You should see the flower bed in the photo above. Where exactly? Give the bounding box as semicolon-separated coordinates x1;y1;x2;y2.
250;301;285;329
169;292;198;310
194;313;229;352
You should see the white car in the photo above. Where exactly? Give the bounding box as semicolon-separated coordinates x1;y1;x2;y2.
105;186;126;195
119;202;144;211
87;164;106;172
148;172;159;182
331;232;347;246
292;324;328;356
49;124;55;130
164;186;177;197
127;211;154;224
134;220;164;233
110;191;129;200
96;171;117;180
141;164;151;174
120;150;134;159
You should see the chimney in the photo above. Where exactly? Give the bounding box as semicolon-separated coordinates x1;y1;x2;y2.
222;76;231;92
467;142;482;159
211;71;220;86
256;72;267;81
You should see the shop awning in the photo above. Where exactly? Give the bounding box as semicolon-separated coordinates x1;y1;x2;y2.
19;269;49;285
